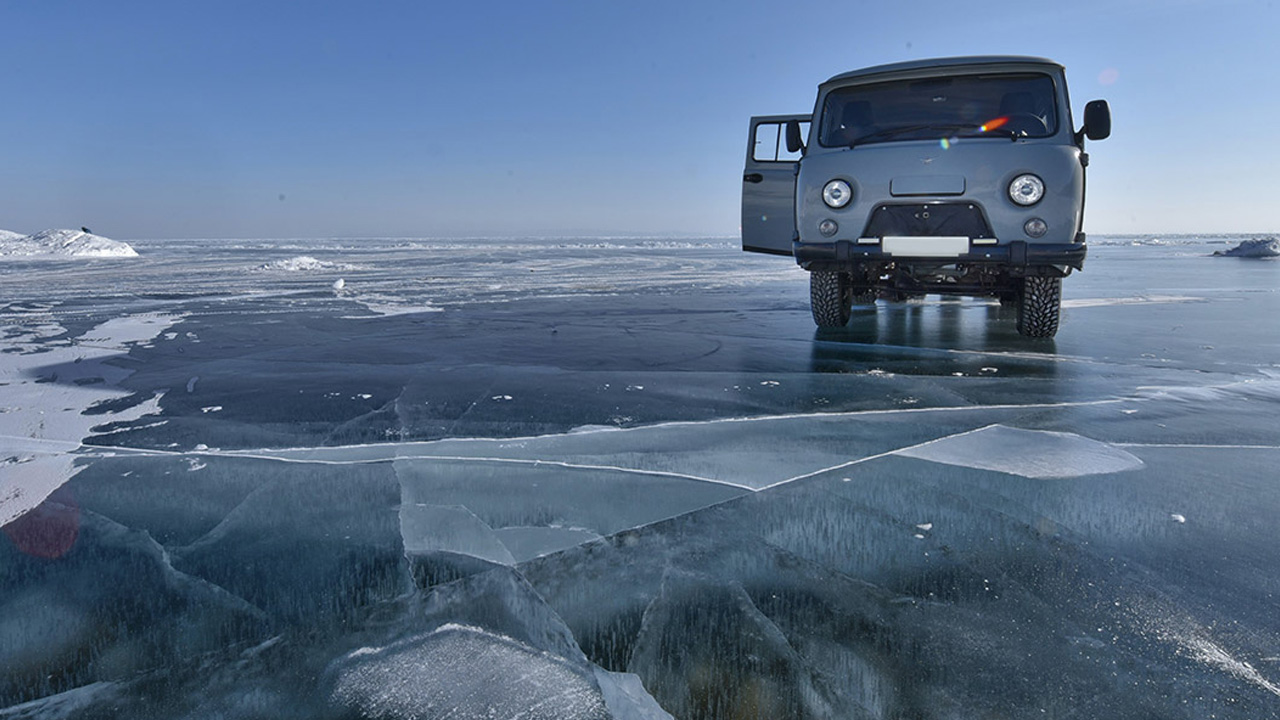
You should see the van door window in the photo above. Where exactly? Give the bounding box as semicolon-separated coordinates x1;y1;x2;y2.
752;121;809;162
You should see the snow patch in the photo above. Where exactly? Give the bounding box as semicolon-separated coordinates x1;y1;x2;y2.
341;293;444;318
328;624;610;719
1182;635;1280;698
0;315;179;527
0;229;138;258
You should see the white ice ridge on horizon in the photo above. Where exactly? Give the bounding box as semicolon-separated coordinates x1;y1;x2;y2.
255;255;356;271
1213;237;1280;258
0;228;139;258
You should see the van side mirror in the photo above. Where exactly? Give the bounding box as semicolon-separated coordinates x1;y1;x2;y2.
1082;100;1111;141
785;119;806;154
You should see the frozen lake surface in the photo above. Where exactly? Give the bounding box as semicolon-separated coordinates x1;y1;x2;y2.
2;235;1278;718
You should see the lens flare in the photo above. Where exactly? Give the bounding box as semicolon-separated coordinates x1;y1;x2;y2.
980;116;1009;133
3;489;80;559
939;138;951;149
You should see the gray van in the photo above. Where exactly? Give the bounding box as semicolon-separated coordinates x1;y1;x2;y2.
742;56;1110;337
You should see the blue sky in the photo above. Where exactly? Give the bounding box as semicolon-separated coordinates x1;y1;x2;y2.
1;0;1276;238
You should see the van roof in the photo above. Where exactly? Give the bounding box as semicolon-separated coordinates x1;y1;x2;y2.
823;56;1062;86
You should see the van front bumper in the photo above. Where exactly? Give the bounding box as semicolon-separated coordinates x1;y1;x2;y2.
794;238;1087;272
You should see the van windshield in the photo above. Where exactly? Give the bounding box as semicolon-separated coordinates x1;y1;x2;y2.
819;73;1059;147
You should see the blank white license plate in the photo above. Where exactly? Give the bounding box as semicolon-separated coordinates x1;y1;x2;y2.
881;236;969;257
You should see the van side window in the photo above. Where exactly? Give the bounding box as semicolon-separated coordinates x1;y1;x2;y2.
752;121;809;162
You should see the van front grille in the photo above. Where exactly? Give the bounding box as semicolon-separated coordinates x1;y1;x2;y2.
862;203;994;239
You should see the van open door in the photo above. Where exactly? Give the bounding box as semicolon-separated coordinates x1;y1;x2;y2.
742;114;808;255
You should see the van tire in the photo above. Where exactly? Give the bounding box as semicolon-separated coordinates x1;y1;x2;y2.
810;270;852;327
1016;276;1061;337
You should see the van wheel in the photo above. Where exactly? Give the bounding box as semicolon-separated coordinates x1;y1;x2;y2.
1016;276;1061;337
810;270;852;327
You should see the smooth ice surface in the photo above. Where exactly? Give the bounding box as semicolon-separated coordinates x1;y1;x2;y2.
399;503;516;565
593;669;676;720
2;235;1279;718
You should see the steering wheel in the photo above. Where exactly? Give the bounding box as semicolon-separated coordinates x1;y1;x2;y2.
1001;112;1048;136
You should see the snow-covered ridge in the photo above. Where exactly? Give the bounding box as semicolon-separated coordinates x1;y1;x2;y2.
1213;237;1279;258
0;228;139;258
256;255;357;272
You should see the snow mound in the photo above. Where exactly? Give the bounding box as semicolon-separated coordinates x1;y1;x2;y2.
0;229;138;258
256;255;353;271
1213;237;1279;257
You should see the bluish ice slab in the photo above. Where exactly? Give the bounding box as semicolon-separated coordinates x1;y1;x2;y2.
2;236;1278;717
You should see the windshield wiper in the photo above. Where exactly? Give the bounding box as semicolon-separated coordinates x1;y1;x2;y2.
849;122;1021;147
848;124;941;147
966;126;1022;141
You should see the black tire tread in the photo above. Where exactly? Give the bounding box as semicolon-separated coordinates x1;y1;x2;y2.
810;271;852;327
1016;276;1061;337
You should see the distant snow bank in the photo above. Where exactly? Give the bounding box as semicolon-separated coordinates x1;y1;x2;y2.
1213;237;1279;258
257;255;356;271
0;228;139;258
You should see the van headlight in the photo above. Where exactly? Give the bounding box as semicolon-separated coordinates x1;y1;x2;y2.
822;179;853;208
1008;174;1044;206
